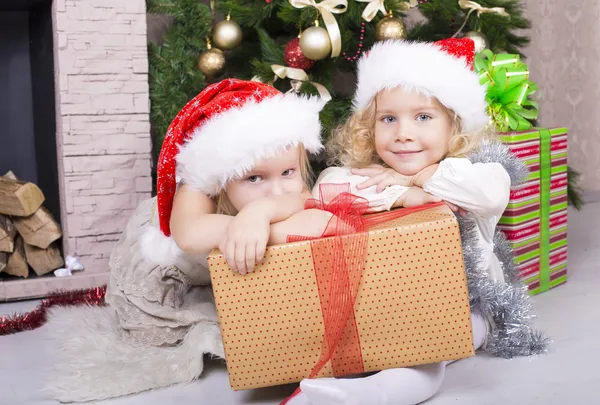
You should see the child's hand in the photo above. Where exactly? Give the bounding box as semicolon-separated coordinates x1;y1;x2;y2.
444;201;469;217
352;164;413;192
219;201;271;275
395;186;442;208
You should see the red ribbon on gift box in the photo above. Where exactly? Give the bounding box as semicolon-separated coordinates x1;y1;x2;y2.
281;184;443;404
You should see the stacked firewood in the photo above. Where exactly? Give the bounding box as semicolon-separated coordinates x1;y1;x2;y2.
0;172;63;278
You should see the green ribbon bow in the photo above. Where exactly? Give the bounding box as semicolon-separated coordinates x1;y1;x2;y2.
474;50;539;132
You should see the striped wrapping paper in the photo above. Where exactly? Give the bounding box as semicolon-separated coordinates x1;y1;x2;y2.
497;128;568;295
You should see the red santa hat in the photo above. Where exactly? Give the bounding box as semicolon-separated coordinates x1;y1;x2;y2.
353;38;489;133
143;79;325;266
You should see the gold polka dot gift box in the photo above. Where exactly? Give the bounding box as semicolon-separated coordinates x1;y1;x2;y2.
207;202;474;390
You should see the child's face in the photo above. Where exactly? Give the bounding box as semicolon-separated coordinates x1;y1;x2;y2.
374;87;453;176
225;146;304;211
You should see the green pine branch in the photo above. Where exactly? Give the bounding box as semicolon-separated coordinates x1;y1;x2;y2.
251;59;275;83
411;0;530;55
568;167;585;210
257;27;285;65
147;0;584;206
147;0;213;164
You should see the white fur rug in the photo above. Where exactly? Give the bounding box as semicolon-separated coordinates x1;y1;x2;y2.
43;305;224;403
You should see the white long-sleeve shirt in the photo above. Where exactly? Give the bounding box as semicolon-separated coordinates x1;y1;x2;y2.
313;158;511;283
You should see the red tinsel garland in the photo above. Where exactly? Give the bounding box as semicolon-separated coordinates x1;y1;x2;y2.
0;285;106;336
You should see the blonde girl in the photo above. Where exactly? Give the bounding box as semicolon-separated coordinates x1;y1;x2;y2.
291;39;521;405
49;79;332;402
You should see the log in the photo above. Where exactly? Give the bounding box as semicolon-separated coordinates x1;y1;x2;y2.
12;207;62;249
0;252;6;273
3;236;29;278
0;177;45;217
0;214;17;252
24;242;64;276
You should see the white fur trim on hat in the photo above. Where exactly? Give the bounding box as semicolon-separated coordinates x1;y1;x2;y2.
140;225;211;281
140;225;187;267
353;40;489;133
175;93;325;196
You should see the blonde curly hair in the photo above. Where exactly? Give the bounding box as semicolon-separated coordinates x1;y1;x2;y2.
327;93;489;168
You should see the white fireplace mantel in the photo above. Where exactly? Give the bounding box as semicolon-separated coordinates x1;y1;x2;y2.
1;0;152;300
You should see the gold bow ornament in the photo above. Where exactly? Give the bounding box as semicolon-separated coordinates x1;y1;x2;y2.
272;64;331;101
289;0;348;57
452;0;510;37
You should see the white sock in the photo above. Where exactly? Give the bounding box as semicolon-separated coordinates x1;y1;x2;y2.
445;311;488;366
285;391;313;405
470;311;488;351
299;311;489;405
300;363;445;405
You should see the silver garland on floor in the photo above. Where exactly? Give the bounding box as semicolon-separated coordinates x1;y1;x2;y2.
460;141;550;359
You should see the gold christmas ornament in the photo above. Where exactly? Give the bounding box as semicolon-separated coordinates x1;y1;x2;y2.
464;31;489;53
212;15;242;50
198;45;225;78
375;15;407;41
299;25;332;61
289;0;347;58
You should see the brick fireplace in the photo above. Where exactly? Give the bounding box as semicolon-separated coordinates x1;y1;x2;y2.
0;0;152;300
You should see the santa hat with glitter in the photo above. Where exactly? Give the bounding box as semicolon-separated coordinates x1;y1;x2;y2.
353;38;489;133
142;78;325;266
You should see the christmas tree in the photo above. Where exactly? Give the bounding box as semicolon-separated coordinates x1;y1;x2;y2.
147;0;583;208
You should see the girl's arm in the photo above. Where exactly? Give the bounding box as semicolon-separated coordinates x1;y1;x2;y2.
417;158;511;218
314;167;410;213
218;190;311;274
171;185;311;255
269;187;445;246
172;184;312;273
389;186;442;209
244;190;312;224
269;209;334;245
170;184;233;256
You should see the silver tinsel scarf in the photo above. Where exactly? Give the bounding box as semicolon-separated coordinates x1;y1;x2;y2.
462;140;550;358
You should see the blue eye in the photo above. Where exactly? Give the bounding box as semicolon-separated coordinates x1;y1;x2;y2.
381;115;396;124
282;169;295;177
246;175;262;183
416;114;431;122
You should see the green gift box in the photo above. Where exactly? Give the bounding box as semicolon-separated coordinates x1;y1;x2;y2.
498;128;568;294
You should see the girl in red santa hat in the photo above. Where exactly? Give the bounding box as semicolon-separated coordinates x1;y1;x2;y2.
47;78;334;402
288;38;546;405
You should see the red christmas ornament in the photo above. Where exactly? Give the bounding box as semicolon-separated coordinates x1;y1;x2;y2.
284;38;316;70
